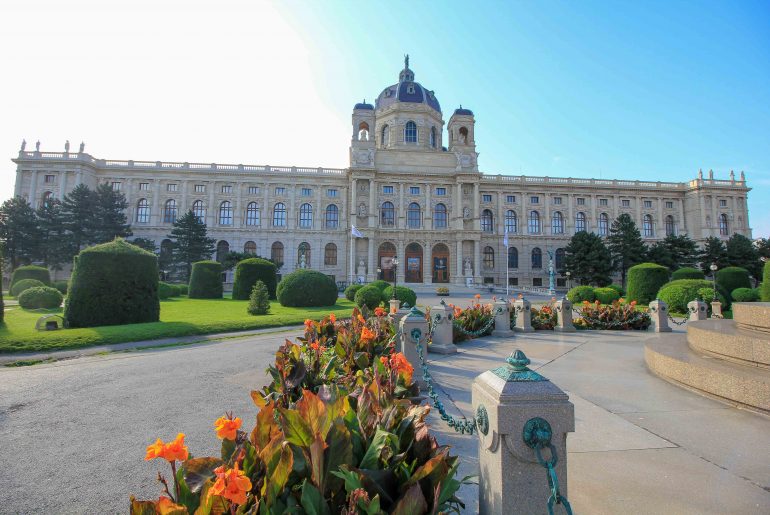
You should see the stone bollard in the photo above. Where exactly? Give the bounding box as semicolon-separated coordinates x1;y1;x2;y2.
688;299;708;321
429;301;458;354
491;300;514;337
389;298;400;315
399;307;428;388
513;297;534;333
711;300;723;318
555;297;576;332
473;350;574;515
648;299;672;332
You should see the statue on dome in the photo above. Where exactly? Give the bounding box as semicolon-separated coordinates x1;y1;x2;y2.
20;139;26;151
35;140;40;151
79;141;85;153
404;54;409;69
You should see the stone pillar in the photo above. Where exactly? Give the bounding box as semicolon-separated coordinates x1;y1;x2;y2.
688;299;707;321
473;350;574;515
711;300;722;318
491;300;514;337
429;301;457;354
648;299;672;332
398;307;428;388
555;297;575;332
389;298;400;315
513;297;533;332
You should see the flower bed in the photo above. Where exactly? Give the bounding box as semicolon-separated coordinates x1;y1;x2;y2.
450;294;495;342
574;299;651;330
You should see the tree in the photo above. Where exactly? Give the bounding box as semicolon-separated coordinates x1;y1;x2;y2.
129;238;157;253
726;233;760;279
647;234;700;271
92;183;132;242
35;198;72;271
61;184;97;251
699;236;728;274
168;211;215;281
606;214;647;287
0;197;41;269
563;232;614;286
755;238;770;261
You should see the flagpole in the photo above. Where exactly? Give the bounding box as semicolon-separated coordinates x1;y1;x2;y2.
504;229;509;299
350;228;354;285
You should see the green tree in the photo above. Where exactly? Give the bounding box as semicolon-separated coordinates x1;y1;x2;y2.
726;233;760;279
168;211;215;281
129;237;157;253
0;197;41;269
755;238;770;261
61;184;97;251
563;232;614;286
699;236;728;274
647;234;699;271
606;213;647;287
92;183;132;242
35;198;72;271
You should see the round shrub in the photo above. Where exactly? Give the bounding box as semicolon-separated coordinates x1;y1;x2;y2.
594;287;621;305
158;281;176;300
354;285;383;310
567;286;595;304
53;280;68;295
64;239;160;327
627;263;670;305
671;267;705;281
368;280;390;292
344;283;364;302
232;258;277;300
188;261;224;299
607;284;625;296
731;287;759;302
277;269;337;307
716;267;751;299
18;286;63;309
762;261;770;302
173;283;188;296
10;265;51;289
382;285;417;309
657;279;728;314
11;278;46;298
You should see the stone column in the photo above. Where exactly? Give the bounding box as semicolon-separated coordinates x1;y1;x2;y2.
398;182;405;229
29;170;39;206
513;297;533;332
688;299;707;321
428;301;457;354
399;307;428;388
711;301;722;318
456;240;463;284
473;350;574;515
473;183;480;230
648;299;672;332
454;183;463;230
153;180;162;226
366;237;375;282
491;300;514;337
555;297;575;332
368;178;376;227
474;240;482;283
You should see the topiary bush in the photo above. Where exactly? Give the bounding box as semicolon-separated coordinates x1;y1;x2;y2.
627;263;670;305
344;283;363;302
158;281;176;300
277;269;337;307
671;267;705;281
64;239;160;327
731;287;760;302
716;266;751;299
567;285;595;304
657;279;728;314
173;283;188;296
232;258;278;300
762;261;770;302
10;265;51;289
382;285;417;309
368;279;390;292
188;261;223;299
607;284;625;296
354;285;383;310
247;280;271;315
18;286;63;309
53;280;68;295
10;278;46;298
594;287;621;305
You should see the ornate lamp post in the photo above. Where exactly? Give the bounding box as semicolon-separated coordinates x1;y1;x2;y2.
710;263;718;300
565;271;571;290
391;256;400;300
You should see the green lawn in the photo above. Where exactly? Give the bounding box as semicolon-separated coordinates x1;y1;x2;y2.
0;297;355;354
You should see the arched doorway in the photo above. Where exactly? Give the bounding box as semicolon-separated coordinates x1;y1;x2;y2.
405;242;423;283
432;243;450;283
377;242;396;281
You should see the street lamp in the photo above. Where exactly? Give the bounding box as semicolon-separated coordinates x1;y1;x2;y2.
710;263;718;300
391;256;399;300
565;270;571;290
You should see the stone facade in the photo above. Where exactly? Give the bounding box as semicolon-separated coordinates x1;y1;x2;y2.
11;60;752;286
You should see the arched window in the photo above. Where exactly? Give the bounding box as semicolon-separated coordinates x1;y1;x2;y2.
665;215;675;236
136;199;150;223
245;202;260;226
551;211;564;234
643;214;654;237
531;247;542;269
407;202;421;228
163;199;177;224
381;201;395;227
273;203;286;227
216;240;229;263
528;211;541;234
575;212;586;233
505;210;518;234
483;246;495;270
434;203;447;229
508;247;518;269
482;209;494;233
42;191;54;207
299;203;313;228
598;213;609;236
358;121;369;141
244;241;256;254
430;126;437;148
297;242;310;266
405;121;417;143
381;124;389;147
719;214;729;236
325;204;339;228
218;201;232;225
271;242;284;265
555;248;565;270
192;200;205;223
459;126;469;144
324;243;337;266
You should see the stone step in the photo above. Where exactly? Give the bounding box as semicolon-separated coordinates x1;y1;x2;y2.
687;320;770;369
732;302;770;334
645;335;770;415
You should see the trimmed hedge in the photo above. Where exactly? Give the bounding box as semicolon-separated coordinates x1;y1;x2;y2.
627;263;670;305
657;279;728;314
173;283;189;296
382;285;417;309
277;269;337;307
671;267;705;281
64;239;160;328
354;285;383;310
567;286;595;304
0;265;4;324
368;280;391;292
158;282;176;300
594;287;621;305
762;261;770;302
716;267;751;299
188;261;224;299
232;258;277;300
10;265;51;288
731;287;760;302
607;284;625;296
53;280;69;295
18;286;63;309
11;278;46;298
344;284;364;302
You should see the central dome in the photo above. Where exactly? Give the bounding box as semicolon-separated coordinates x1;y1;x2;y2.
375;56;441;113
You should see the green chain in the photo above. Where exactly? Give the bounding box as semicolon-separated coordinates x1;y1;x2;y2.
534;443;574;515
451;306;502;338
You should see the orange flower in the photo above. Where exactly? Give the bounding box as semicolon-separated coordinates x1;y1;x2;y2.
144;438;166;461
310;341;320;351
209;464;252;506
329;313;336;323
360;326;376;344
157;496;185;514
304;319;314;330
374;307;386;317
389;352;414;383
474;294;481;300
145;433;188;462
214;415;242;441
357;314;366;324
379;356;389;366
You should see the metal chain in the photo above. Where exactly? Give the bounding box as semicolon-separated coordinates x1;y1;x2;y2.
451;306;502;338
534;443;574;515
667;313;689;326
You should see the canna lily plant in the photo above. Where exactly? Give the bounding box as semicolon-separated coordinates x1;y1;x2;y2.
449;298;495;342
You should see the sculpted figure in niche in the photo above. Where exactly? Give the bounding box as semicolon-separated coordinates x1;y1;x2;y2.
463;207;471;219
358;203;366;217
463;258;473;276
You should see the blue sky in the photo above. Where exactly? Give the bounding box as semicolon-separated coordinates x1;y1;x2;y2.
1;0;768;236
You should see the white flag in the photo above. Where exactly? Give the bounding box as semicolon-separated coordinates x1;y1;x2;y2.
503;230;509;247
351;225;364;238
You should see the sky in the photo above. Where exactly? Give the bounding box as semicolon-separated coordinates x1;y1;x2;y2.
0;0;768;236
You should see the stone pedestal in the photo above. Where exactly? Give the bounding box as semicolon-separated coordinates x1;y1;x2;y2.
398;307;428;388
389;298;400;315
555;297;575;332
491;300;514;337
472;350;574;515
688;299;708;321
648;299;672;332
711;300;722;318
513;298;533;333
429;301;457;354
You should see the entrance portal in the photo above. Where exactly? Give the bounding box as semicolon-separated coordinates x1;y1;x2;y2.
405;242;423;283
377;242;396;282
432;243;450;283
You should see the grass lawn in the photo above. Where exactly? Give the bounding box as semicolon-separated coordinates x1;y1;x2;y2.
0;297;355;354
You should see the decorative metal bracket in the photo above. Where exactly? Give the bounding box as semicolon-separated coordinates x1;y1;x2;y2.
476;405;489;435
523;417;552;449
490;350;547;382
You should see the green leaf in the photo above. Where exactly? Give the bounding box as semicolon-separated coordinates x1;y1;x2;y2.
321;355;339;379
220;438;236;462
330;467;364;493
266;442;294;502
359;428;398;470
391;483;428;515
300;480;331;515
182;457;224;494
354;352;370;369
324;422;353;492
363;494;382;515
242;441;258;477
279;408;314;447
175;463;199;514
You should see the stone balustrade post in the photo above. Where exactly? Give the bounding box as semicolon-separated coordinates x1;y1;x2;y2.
555;297;575;332
688;299;708;321
491;300;514;337
389;298;400;315
648;299;672;332
473;350;574;514
711;300;722;318
513;297;533;333
399;307;428;388
429;301;458;354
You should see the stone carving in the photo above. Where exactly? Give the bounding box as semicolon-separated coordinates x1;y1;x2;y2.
459;133;466;144
463;207;471;219
65;140;70;153
79;141;85;153
356;258;366;284
359;182;367;193
35;140;40;151
20;139;26;151
299;253;307;269
358;203;366;216
463;258;473;277
355;150;372;165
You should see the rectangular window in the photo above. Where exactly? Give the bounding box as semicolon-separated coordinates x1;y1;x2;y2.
221;185;232;194
553;197;562;205
483;277;494;285
327;188;338;197
383;185;394;194
482;194;492;202
506;195;516;203
248;186;259;194
275;187;286;195
530;196;539;204
719;199;727;207
409;186;420;195
666;201;673;209
508;277;519;286
194;184;205;193
167;184;177;192
301;188;312;196
435;187;446;196
44;174;55;183
111;182;121;191
577;197;585;205
622;199;630;208
599;198;608;206
556;278;566;287
533;278;543;287
644;200;652;208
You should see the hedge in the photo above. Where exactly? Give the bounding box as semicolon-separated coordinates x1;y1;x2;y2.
567;286;595;304
158;282;176;300
277;269;337;307
657;279;728;314
53;280;69;295
762;261;770;302
354;285;383;310
671;267;705;281
382;285;417;309
188;261;224;299
594;287;621;305
368;280;391;292
10;265;51;288
731;287;760;302
627;263;670;305
716;267;751;299
344;284;364;302
607;284;625;296
64;239;160;328
18;286;63;309
0;265;4;324
232;258;277;300
173;283;189;296
10;278;46;298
